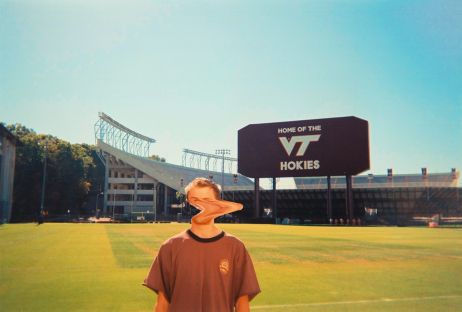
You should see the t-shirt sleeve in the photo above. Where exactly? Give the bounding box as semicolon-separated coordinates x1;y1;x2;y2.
234;244;261;302
142;243;172;302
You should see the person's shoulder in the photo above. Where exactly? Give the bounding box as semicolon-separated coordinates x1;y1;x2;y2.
223;232;246;247
160;230;190;247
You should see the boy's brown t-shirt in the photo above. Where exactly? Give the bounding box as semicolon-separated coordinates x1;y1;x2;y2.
143;229;261;312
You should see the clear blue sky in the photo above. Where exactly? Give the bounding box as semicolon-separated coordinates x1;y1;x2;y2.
1;0;461;182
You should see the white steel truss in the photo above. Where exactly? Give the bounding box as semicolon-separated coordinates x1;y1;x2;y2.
94;112;156;157
182;148;237;173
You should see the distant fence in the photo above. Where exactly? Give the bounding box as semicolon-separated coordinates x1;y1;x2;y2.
223;187;462;225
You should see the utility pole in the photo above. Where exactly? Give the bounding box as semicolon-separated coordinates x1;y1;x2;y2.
112;187;117;221
233;174;238;201
39;140;48;223
153;183;157;222
95;192;103;218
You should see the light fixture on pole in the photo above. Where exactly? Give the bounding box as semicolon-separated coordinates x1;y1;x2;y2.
112;187;117;221
39;140;48;221
215;149;230;199
131;185;135;223
153;185;157;222
232;174;238;201
95;192;103;217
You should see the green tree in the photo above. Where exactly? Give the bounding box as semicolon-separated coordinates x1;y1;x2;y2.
148;154;166;162
6;124;105;221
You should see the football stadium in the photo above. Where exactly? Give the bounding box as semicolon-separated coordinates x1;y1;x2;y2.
2;113;462;312
90;112;461;227
2;2;462;310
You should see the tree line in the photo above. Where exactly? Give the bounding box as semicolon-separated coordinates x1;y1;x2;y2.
6;123;105;222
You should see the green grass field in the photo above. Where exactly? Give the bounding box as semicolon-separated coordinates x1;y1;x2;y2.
1;223;461;311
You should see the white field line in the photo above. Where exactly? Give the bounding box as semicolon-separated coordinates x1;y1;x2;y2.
252;294;462;310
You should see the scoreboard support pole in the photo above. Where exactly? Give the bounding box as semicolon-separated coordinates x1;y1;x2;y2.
272;177;277;224
254;178;260;219
327;176;332;222
345;175;354;221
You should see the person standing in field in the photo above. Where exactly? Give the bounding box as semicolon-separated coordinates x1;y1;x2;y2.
143;177;261;312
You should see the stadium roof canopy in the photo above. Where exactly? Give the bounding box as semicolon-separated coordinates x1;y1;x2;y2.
294;171;459;189
97;140;254;192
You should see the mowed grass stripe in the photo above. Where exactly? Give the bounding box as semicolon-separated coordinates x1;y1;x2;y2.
1;223;462;311
222;224;462;263
252;295;462;311
104;223;186;268
1;224;119;311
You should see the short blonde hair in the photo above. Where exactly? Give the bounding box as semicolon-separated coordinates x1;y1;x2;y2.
185;177;221;200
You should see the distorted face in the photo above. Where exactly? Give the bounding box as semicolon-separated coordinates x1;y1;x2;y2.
187;186;217;210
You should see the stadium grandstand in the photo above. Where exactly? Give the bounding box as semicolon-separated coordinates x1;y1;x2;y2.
294;170;459;189
94;112;461;225
226;171;460;225
94;113;253;222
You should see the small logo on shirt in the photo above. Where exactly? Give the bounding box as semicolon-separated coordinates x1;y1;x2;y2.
219;259;230;275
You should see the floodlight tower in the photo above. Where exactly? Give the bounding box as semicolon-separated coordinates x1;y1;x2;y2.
215;149;230;198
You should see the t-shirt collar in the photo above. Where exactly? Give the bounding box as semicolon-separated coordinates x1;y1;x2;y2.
187;229;225;243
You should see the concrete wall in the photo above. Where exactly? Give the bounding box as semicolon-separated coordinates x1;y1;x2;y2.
104;154;160;217
0;135;17;223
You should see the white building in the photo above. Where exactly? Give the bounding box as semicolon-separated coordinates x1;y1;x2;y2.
0;124;19;223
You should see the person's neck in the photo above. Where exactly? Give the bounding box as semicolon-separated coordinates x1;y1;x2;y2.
190;221;222;238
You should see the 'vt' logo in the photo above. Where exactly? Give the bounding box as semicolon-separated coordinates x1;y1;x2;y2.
278;135;321;156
